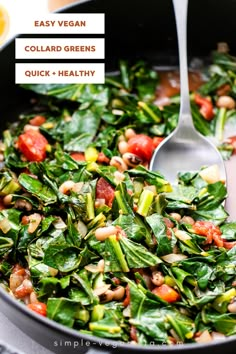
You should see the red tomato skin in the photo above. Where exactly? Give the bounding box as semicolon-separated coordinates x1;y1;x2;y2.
223;240;236;249
127;134;155;162
70;152;85;161
97;152;110;164
29;115;46;126
194;93;214;121
192;220;223;247
193;220;224;247
226;136;236;154
18;130;48;162
153;136;165;148
123;285;130;307
130;325;138;342
96;177;115;207
27;302;47;316
152;284;180;303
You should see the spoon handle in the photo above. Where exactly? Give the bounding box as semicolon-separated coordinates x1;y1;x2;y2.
172;0;194;129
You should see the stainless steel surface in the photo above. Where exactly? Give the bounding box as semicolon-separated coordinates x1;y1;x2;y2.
150;0;226;184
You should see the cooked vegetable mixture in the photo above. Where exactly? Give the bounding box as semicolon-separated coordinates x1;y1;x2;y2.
0;49;236;345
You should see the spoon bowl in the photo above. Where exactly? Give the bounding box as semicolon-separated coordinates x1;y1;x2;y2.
150;0;226;184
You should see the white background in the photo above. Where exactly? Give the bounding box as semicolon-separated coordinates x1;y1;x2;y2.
15;63;105;84
15;38;105;59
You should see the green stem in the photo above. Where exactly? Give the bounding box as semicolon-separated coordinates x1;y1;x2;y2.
215;107;227;142
137;189;154;217
138;101;161;123
85;193;95;221
108;235;129;272
115;190;133;215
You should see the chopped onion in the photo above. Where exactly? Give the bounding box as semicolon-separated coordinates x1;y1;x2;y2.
53;217;67;230
85;264;101;273
77;220;87;237
175;230;192;241
85;260;105;273
211;332;226;341
123;305;131;317
161;253;187;263
195;330;212;343
93;284;111;296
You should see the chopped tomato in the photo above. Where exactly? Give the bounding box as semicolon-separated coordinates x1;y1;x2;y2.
27;302;47;316
194;93;214;121
225;136;236;154
222;240;236;249
29;115;46;126
15;284;32;298
96;177;115;207
21;215;30;225
123;285;130;307
163;217;174;238
130;325;138;342
127;134;155;162
17;130;48;162
12;264;26;276
192;220;223;247
70;152;85;161
97;152;110;164
153;136;165;148
152;284;180;303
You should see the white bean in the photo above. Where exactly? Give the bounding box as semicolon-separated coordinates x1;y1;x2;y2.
28;213;42;233
118;141;129;155
125;128;136;140
122;153;142;167
95;226;119;241
59;180;75;194
228;301;236;313
180;216;195;225
110;156;128;172
112;286;125;301
151;271;164;286
169;213;181;222
216;96;235;110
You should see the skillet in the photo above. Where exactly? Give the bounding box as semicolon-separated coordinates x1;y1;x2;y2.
0;0;236;353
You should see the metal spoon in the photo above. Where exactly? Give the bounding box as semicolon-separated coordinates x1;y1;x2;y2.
150;0;226;184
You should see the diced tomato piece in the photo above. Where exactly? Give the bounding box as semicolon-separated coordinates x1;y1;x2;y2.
225;136;236;154
70;152;85;161
17;130;48;162
123;285;130;307
29;115;46;126
194;93;214;121
192;220;223;247
163;217;174;238
153;136;165;148
97;152;110;164
127;134;155;162
21;215;30;225
222;240;236;249
12;264;26;276
152;284;180;303
130;325;138;342
27;302;47;316
15;284;32;298
96;177;115;207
